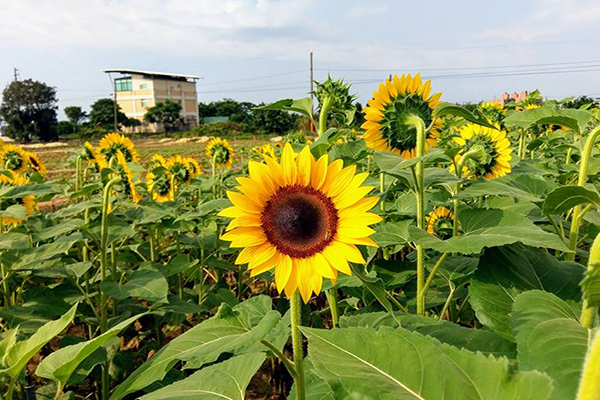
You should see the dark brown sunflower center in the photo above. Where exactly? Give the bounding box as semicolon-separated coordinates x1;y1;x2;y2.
261;185;339;258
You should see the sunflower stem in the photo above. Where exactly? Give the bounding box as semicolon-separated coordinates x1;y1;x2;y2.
290;291;306;400
75;156;82;192
452;147;484;237
379;172;385;212
421;252;448;304
406;114;427;316
581;233;600;328
100;176;121;400
6;375;17;400
325;288;339;328
567;126;600;262
318;96;333;136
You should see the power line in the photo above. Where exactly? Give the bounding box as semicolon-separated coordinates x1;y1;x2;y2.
313;38;600;54
197;69;307;87
316;59;600;73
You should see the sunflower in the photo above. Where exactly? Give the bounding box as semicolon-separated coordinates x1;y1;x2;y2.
0;173;37;226
452;123;512;180
522;103;540;111
252;144;276;159
81;142;105;171
184;157;202;176
148;154;168;169
114;151;141;203
25;151;46;176
361;73;442;159
219;144;382;302
98;133;140;163
425;207;454;239
0;144;29;174
146;171;175;202
206;137;234;169
167;154;195;185
479;101;505;126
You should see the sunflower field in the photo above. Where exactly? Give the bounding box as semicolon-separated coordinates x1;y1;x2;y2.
1;73;600;400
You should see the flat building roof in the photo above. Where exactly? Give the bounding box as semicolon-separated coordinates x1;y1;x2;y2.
103;69;200;81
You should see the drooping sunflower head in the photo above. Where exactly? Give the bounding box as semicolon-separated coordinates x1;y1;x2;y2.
167;154;194;185
425;207;454;239
479;101;505;126
0;173;37;226
81;142;107;172
183;157;202;176
206;137;234;168
219;143;382;302
148;154;168;169
252;144;276;159
361;73;442;159
113;151;141;203
25;151;46;176
146;171;175;202
0;144;29;173
452;123;512;180
98;133;140;163
82;142;95;161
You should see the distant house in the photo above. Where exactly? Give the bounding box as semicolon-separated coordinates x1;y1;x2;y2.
104;69;200;132
494;91;529;106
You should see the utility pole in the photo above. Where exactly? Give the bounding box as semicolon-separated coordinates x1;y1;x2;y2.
309;51;314;132
13;68;19;81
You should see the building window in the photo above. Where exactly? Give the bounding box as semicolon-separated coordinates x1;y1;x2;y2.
141;99;149;108
115;78;132;92
140;83;149;89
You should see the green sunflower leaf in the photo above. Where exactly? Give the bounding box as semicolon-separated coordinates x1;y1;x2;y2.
256;98;315;124
469;244;584;340
36;313;145;389
504;105;594;134
100;268;169;303
373;149;449;174
0;304;77;379
433;103;497;129
301;326;552;400
340;312;516;358
512;290;591;400
542;185;600;215
109;296;282;400
408;208;570;254
138;353;266;400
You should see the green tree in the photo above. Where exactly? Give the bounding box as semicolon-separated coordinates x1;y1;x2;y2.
0;78;58;142
247;106;299;134
144;99;182;132
64;106;87;126
89;98;128;131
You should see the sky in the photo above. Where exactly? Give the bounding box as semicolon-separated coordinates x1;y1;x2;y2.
1;0;600;118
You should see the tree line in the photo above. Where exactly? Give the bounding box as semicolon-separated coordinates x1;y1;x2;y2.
0;78;301;142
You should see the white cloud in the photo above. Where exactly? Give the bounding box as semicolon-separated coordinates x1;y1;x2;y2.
484;0;600;41
0;0;315;57
346;4;387;20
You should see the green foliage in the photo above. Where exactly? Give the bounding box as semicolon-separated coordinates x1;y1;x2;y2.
139;353;266;400
197;98;299;134
64;106;87;126
0;78;58;142
88;98;128;131
301;326;552;399
512;290;591;400
144;99;183;132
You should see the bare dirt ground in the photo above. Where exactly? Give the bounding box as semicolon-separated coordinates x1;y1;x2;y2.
35;136;267;180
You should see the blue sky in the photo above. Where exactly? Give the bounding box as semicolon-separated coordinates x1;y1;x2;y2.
1;0;599;118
